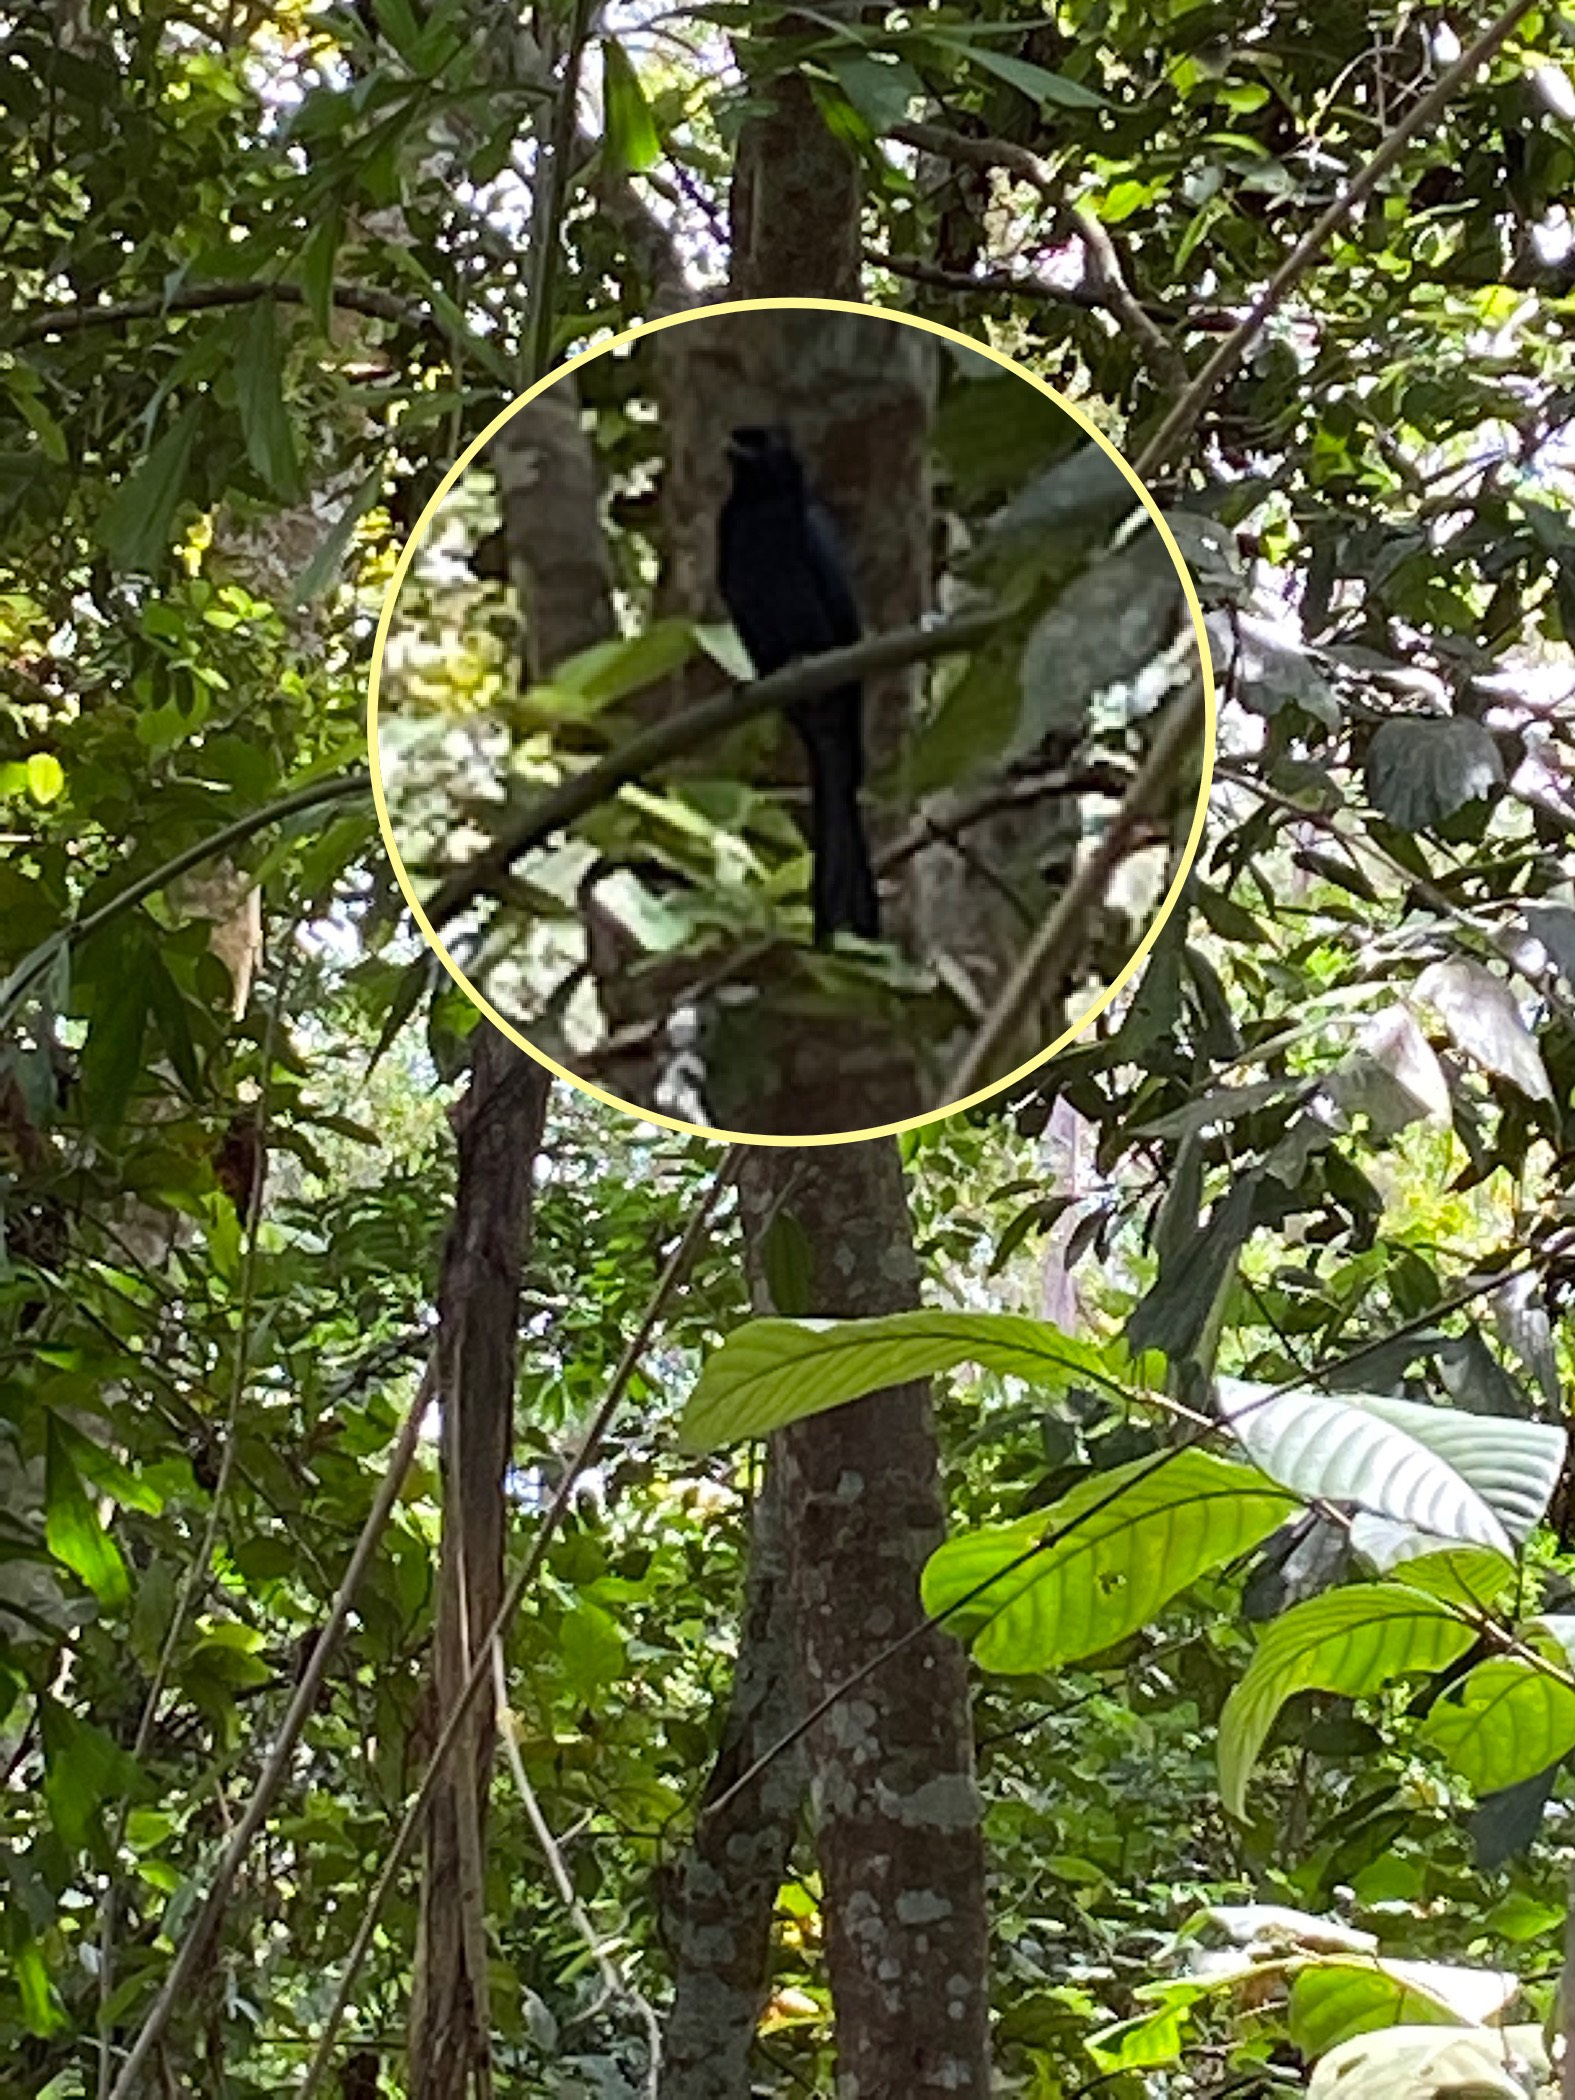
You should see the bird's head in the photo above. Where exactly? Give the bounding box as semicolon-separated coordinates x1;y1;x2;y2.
726;423;804;499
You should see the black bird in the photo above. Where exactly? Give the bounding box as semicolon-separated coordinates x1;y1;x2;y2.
716;425;880;944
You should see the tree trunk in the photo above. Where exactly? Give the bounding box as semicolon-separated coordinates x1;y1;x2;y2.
748;1142;992;2097
409;1027;550;2100
660;45;993;2099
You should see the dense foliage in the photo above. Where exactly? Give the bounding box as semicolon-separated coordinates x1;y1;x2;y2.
4;0;1575;2094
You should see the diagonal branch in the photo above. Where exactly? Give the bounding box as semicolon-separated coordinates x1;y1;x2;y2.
945;680;1206;1101
886;121;1186;389
1132;0;1538;477
418;607;1005;932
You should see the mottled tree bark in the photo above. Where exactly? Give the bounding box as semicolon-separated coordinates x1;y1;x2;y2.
749;1143;992;2098
409;1029;550;2100
660;49;993;2100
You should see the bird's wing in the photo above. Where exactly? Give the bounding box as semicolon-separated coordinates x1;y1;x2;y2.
804;500;862;649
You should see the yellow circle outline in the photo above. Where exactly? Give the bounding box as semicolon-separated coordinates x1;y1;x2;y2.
367;295;1217;1149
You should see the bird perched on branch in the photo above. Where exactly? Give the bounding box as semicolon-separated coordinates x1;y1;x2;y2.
716;425;881;944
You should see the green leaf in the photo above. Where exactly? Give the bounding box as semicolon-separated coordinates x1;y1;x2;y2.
44;1419;130;1607
1087;2005;1187;2071
680;1309;1129;1451
4;367;69;463
235;297;302;497
560;1601;628;1697
824;50;923;130
77;928;152;1136
25;752;64;805
51;1417;162;1517
760;1210;815;1317
551;619;700;710
1364;717;1503;829
1416;959;1552;1104
920;1448;1295;1673
1010;532;1185;760
1218;1584;1475;1818
930;35;1109;109
14;1936;67;2038
97;404;203;572
39;1693;127;1851
292;461;385;603
1127;1173;1257;1363
1290;1957;1515;2058
298;208;343;334
1423;1651;1575;1793
602;38;662;176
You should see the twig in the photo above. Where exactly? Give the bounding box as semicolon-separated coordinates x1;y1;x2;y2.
420;609;1004;931
10;279;432;348
525;0;598;384
97;923;299;2097
885;123;1184;386
491;1640;663;2094
0;769;369;1029
946;683;1205;1100
104;1367;434;2100
1131;0;1539;477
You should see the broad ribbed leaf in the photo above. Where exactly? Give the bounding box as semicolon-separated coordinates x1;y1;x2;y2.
680;1311;1124;1451
1219;1585;1474;1817
1291;1958;1515;2059
1348;1528;1515;1609
1307;2027;1546;2100
1359;1394;1563;1543
1218;1380;1562;1552
921;1448;1295;1673
1424;1643;1575;1793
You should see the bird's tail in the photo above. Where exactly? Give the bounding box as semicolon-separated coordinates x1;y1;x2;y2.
804;706;880;944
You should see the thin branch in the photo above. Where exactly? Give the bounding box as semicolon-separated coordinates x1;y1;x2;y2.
884;122;1185;386
0;768;370;1029
104;1367;435;2100
10;279;433;348
1132;0;1539;477
946;681;1206;1101
421;609;1004;931
298;1149;743;2099
491;1640;663;2095
870;248;1109;311
98;924;299;2098
525;0;598;383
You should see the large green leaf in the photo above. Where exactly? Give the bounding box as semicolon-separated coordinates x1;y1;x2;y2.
1306;2026;1547;2100
44;1419;129;1608
1357;1393;1564;1543
920;1448;1295;1673
679;1310;1127;1451
1290;1957;1516;2058
1217;1379;1562;1554
1352;1534;1515;1612
602;37;662;175
1364;716;1503;829
1423;1635;1575;1793
1218;1584;1475;1817
234;295;302;497
97;403;203;571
